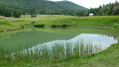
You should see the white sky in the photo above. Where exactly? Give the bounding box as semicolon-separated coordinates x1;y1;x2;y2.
50;0;119;8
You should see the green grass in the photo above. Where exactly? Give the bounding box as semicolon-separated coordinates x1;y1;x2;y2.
0;15;119;67
0;43;119;67
52;16;119;27
1;15;119;31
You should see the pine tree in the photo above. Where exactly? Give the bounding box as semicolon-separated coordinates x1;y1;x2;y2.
4;10;12;17
13;11;21;18
113;6;119;15
31;14;34;18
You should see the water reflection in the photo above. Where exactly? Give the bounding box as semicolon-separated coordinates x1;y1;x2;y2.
11;34;118;60
22;34;118;54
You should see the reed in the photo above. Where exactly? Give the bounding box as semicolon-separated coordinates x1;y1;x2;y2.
0;41;101;62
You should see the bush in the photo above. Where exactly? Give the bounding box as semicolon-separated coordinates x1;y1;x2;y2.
51;24;69;28
113;23;119;28
34;24;45;27
34;14;37;17
31;22;35;24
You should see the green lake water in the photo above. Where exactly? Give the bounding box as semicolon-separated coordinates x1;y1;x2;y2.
0;28;118;54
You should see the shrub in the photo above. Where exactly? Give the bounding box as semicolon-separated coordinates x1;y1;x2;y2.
51;24;69;28
113;23;119;28
31;22;35;24
34;24;45;27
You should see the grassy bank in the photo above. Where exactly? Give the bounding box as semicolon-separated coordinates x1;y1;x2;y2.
0;15;119;31
0;43;119;67
0;15;119;67
0;41;97;63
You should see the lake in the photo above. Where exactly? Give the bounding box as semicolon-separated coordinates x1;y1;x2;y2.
0;28;118;60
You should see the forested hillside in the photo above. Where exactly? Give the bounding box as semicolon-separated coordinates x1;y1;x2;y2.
87;1;119;16
0;0;118;18
0;0;86;16
0;0;86;10
55;1;85;10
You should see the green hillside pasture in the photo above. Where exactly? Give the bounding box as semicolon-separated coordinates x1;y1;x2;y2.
1;15;119;31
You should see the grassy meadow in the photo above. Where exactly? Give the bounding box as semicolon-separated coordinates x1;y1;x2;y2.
0;15;119;67
0;15;119;31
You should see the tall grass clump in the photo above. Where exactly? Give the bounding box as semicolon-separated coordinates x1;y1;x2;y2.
2;41;102;62
0;20;9;25
51;43;65;60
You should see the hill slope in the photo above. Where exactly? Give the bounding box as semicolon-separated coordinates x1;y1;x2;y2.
0;0;87;12
55;1;86;10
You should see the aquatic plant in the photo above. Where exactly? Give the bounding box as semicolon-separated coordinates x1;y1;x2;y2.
3;41;102;62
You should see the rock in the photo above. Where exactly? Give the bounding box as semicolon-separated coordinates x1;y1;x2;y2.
4;30;7;32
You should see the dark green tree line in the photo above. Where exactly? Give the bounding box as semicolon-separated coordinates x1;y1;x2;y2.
85;1;119;16
0;0;119;18
0;8;21;18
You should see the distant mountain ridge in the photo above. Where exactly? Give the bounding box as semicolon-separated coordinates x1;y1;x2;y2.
0;0;87;10
54;1;87;10
0;0;87;17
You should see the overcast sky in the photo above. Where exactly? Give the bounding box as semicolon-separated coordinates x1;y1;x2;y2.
50;0;119;8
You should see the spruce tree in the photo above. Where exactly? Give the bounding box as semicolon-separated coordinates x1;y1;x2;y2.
13;11;21;18
31;14;34;18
